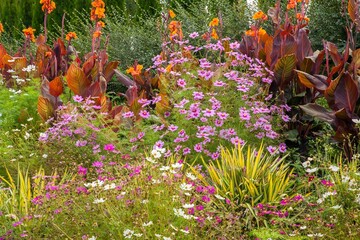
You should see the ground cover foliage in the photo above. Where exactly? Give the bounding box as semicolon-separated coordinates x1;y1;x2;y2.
0;0;360;239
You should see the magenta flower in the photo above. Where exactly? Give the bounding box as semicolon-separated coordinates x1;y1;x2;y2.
202;195;211;203
78;165;87;176
320;179;334;187
104;143;115;152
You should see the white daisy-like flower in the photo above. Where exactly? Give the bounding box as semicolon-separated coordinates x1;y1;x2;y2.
142;221;153;227
93;198;106;204
179;183;193;191
123;229;134;239
329;165;339;172
171;162;183;169
182;203;194;209
215;194;225;200
302;161;311;168
89;236;97;240
306;167;318;173
159;166;170;171
186;172;197;181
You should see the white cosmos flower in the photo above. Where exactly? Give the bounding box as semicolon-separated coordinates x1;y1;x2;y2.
302;161;311;168
180;183;193;191
186;172;197;180
171;162;183;168
329;165;339;172
89;236;97;240
215;194;225;200
306;167;318;173
142;221;153;227
93;198;106;204
182;203;194;209
159;166;170;171
123;229;134;239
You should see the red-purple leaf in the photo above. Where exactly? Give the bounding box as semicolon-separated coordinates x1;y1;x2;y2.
49;76;64;97
274;54;296;89
300;103;336;126
296;29;312;62
334;73;359;113
103;61;119;82
296;70;328;92
66;63;91;96
37;96;54;121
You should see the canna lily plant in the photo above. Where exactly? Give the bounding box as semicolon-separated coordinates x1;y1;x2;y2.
295;0;360;159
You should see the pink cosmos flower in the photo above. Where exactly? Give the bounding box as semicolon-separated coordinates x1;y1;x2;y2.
104;143;115;152
139;110;150;119
78;166;87;176
92;161;103;168
73;95;83;103
177;78;187;88
122;111;134;118
189;32;199;38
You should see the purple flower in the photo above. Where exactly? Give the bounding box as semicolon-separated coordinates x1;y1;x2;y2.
75;140;87;147
92;161;104;168
139;110;150;119
122;111;134;118
73;95;83;103
189;32;199;38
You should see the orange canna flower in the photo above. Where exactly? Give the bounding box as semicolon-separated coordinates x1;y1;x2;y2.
168;21;183;40
91;0;105;21
245;29;256;37
66;32;77;41
126;65;143;76
93;30;102;39
296;13;310;22
40;0;56;14
169;10;176;19
253;11;268;21
258;28;267;37
97;21;105;28
211;29;219;40
0;22;4;34
91;0;105;8
287;0;296;9
45;51;52;57
209;18;219;27
23;27;36;42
